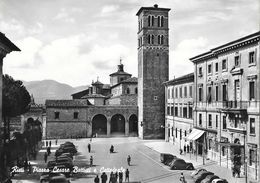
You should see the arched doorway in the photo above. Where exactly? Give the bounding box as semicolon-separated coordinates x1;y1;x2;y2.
111;114;125;134
92;114;107;135
129;114;138;135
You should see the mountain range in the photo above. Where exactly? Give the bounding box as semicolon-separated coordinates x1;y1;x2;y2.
22;80;89;104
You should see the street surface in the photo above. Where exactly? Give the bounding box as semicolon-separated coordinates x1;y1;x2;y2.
11;137;245;183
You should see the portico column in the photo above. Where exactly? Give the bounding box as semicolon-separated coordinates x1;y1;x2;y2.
125;119;129;136
107;117;111;137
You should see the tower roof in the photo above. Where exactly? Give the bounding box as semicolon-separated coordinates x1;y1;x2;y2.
109;62;132;77
136;4;171;16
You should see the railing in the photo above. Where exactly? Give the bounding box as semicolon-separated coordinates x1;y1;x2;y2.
196;100;258;109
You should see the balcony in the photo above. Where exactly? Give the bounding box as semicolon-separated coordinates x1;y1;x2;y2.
221;101;248;109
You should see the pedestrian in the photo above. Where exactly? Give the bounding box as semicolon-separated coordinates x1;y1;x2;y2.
94;175;100;183
88;143;91;153
115;171;118;182
101;172;107;183
179;172;187;183
110;145;114;153
111;172;116;183
24;158;28;172
55;138;58;145
187;144;190;153
49;140;52;147
109;172;114;183
118;171;123;183
44;152;48;163
179;148;183;155
46;140;48;147
90;156;93;166
125;169;129;182
127;155;131;166
96;133;98;138
184;145;186;154
28;162;32;174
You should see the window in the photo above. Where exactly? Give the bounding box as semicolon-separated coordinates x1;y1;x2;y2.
180;87;182;98
175;128;178;138
208;64;212;74
223;116;227;129
208;139;212;150
148;35;151;44
148;15;151;26
172;127;174;136
158;35;164;45
157;16;164;27
234;56;240;67
151;35;154;44
215;62;218;72
222;59;227;70
179;107;182;117
234;117;238;128
185;130;187;137
73;112;79;119
215;86;219;101
249;51;255;64
167;106;170;115
175;88;178;98
250;118;255;134
189;86;192;98
171;88;174;98
135;88;138;94
184;86;187;97
151;16;154;26
216;115;218;128
199;87;203;102
171;107;174;115
198;67;203;76
167;88;170;99
249;81;255;100
208;114;212;127
199;113;202;126
222;146;226;156
126;88;130;94
180;129;182;140
183;107;187;118
188;107;192;118
249;149;256;166
222;84;227;101
207;86;212;103
161;16;164;27
174;107;178;116
55;112;60;119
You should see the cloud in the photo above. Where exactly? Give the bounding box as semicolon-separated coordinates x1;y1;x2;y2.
101;5;119;14
169;37;210;79
54;8;75;23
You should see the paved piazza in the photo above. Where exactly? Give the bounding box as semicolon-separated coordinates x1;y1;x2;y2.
12;137;244;183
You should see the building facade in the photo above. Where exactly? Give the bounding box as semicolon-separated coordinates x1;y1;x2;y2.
164;73;194;151
190;32;260;182
136;4;170;139
46;63;138;138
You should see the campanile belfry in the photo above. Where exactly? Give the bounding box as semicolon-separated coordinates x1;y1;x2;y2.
136;4;170;139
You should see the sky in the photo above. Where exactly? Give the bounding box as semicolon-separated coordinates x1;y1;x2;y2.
1;0;259;87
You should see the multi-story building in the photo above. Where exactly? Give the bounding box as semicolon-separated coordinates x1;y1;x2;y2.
190;31;260;182
164;73;194;150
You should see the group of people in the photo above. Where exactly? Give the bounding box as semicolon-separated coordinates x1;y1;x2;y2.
94;169;130;183
180;144;192;155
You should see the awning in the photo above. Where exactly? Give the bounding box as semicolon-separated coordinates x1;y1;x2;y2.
186;129;205;141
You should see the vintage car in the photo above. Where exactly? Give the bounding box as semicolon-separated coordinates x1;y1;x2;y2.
169;158;194;170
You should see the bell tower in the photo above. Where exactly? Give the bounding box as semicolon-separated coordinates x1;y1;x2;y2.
136;4;170;139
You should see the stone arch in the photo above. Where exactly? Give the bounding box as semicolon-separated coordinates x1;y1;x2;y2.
129;114;138;134
92;114;107;135
111;114;125;133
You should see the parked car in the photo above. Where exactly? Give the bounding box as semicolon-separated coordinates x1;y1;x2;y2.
40;172;65;183
191;168;207;177
170;158;194;170
160;153;177;166
211;178;228;183
193;171;214;183
57;155;73;161
201;174;219;183
49;175;70;183
55;147;77;157
60;152;73;159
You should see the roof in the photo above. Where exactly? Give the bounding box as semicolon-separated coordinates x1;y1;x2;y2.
71;89;89;97
109;70;132;76
0;32;20;51
46;99;91;107
164;73;194;86
110;77;138;88
136;4;171;16
103;84;111;89
92;80;103;85
190;31;260;62
81;93;106;99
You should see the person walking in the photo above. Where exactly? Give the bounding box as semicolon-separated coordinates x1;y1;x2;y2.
55;138;58;145
46;140;48;147
127;155;131;166
88;143;91;153
184;145;186;154
47;146;51;155
101;172;107;183
109;172;114;183
114;171;118;182
179;172;187;183
118;171;123;183
90;156;93;167
94;175;100;183
49;140;52;147
44;152;48;163
125;169;129;182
